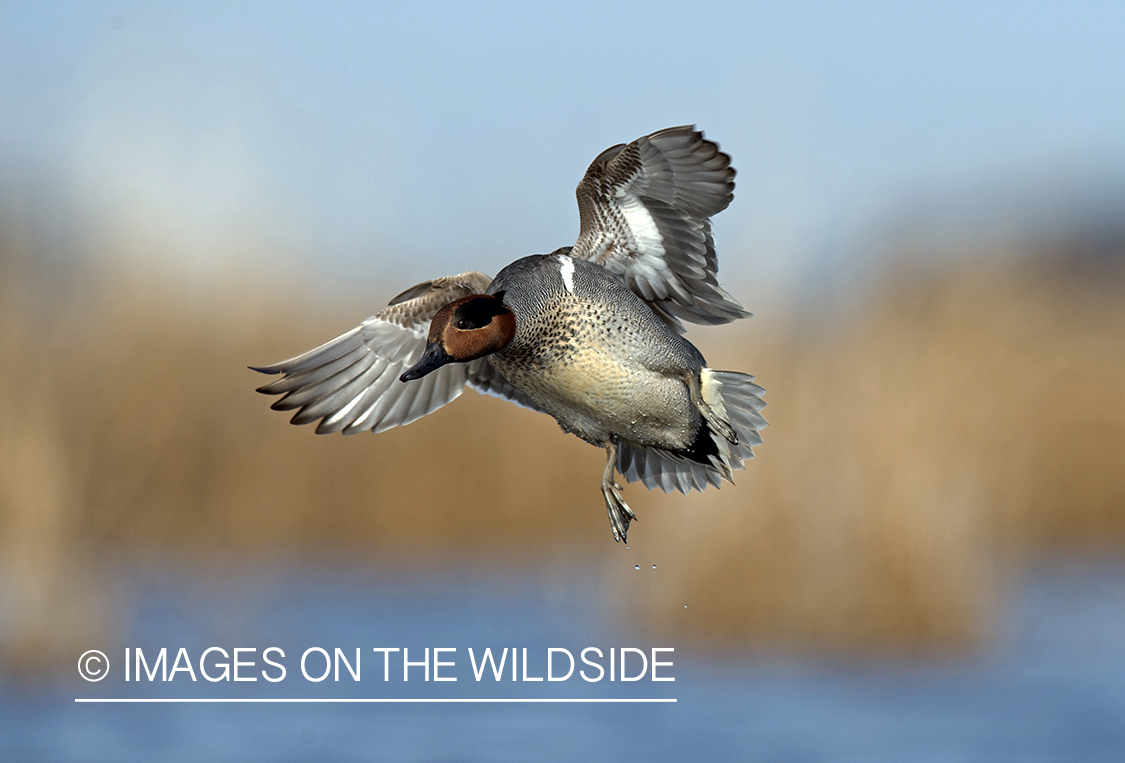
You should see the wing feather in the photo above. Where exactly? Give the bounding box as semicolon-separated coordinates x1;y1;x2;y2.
570;125;750;332
252;271;495;434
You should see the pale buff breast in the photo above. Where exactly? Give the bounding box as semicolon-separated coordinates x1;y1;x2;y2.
491;297;701;449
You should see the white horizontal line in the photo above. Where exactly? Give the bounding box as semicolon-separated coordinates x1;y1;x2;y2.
75;698;676;704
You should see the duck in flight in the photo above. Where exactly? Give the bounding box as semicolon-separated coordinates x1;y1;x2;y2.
253;126;766;543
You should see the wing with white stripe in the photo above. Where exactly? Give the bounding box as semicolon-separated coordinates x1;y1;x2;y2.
569;125;749;331
252;271;496;435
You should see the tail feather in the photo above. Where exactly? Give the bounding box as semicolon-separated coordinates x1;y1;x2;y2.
616;369;766;494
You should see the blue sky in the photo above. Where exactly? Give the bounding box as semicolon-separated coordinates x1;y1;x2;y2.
3;1;1124;298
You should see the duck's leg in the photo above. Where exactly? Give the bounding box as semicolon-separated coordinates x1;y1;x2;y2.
686;372;738;445
601;439;636;543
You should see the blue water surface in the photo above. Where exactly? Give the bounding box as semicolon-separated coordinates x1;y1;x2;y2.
3;558;1124;762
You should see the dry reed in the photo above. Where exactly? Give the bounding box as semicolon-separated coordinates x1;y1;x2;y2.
1;238;1122;670
615;257;1125;652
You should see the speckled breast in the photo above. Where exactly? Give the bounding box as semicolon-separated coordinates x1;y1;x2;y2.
487;255;705;449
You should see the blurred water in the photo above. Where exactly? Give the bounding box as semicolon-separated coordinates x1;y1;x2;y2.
3;559;1124;762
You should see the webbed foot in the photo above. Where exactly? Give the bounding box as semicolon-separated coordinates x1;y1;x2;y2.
602;440;637;543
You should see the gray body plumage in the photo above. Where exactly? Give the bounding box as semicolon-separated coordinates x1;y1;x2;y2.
486;254;704;451
252;125;766;542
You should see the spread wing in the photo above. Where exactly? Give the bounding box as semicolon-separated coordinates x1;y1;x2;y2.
252;271;506;435
568;125;749;332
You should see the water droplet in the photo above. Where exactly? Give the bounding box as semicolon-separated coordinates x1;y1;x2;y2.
634;565;640;570
684;604;688;609
625;545;629;550
652;564;657;572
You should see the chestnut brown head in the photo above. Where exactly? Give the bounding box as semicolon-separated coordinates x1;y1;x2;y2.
400;294;516;382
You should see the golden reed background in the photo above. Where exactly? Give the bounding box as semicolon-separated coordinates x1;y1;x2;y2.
1;234;1123;673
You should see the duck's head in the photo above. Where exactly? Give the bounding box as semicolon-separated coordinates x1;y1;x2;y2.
400;293;515;382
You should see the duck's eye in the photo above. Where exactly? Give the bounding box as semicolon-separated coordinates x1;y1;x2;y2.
452;295;507;331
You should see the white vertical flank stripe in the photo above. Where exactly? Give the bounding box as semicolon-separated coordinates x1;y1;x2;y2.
557;254;576;293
